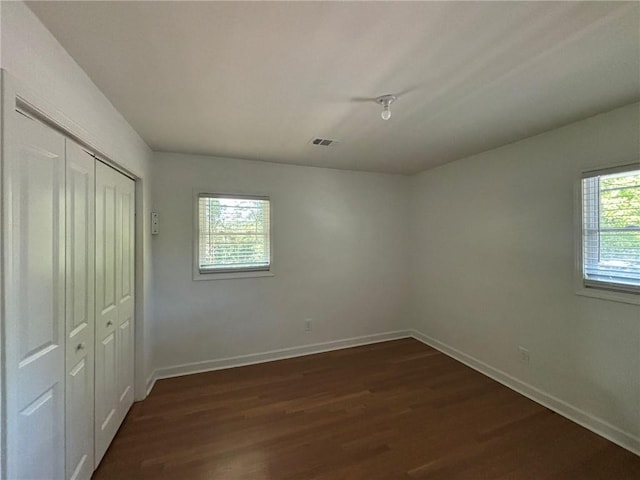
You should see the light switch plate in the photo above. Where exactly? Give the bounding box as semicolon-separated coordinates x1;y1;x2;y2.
151;212;159;235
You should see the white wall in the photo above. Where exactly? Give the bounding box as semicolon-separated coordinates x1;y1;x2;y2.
0;1;154;396
151;152;411;371
411;103;640;451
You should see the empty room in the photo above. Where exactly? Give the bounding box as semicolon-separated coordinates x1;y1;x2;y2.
1;1;639;479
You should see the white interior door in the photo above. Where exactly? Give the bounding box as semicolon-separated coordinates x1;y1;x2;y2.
5;112;66;479
65;141;95;480
94;161;135;467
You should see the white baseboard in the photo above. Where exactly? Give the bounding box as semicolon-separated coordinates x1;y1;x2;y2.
410;329;640;456
145;372;157;398
147;330;411;394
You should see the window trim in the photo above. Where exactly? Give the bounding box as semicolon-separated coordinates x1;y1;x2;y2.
193;190;274;281
575;163;640;305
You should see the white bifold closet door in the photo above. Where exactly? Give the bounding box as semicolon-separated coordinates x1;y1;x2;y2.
5;110;135;479
94;161;135;467
65;141;96;480
5;112;67;480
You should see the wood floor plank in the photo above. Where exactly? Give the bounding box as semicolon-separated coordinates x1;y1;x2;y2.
94;339;640;479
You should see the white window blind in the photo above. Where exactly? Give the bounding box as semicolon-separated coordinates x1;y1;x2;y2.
581;166;640;293
198;194;271;273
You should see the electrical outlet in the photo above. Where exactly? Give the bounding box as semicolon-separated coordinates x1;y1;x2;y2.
304;318;312;332
518;346;530;365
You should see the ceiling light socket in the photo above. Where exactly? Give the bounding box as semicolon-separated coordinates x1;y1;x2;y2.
375;94;397;106
376;94;396;121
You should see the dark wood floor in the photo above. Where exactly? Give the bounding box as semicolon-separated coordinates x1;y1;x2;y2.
94;338;640;479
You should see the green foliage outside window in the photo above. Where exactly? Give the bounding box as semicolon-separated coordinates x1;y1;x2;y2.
598;171;640;265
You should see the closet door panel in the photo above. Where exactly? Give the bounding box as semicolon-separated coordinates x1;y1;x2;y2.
116;177;135;416
95;161;135;466
66;359;92;480
94;162;121;465
6;113;66;479
65;141;95;480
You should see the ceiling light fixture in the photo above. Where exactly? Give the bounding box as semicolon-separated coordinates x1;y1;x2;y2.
376;94;396;121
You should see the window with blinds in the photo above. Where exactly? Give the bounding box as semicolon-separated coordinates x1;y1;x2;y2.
197;194;271;273
581;166;640;293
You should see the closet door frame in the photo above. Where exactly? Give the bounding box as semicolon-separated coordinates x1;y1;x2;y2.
0;71;146;479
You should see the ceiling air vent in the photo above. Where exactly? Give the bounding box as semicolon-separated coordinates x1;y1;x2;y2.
310;137;338;147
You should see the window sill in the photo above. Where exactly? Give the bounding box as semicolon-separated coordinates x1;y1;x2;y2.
575;286;640;305
193;270;274;281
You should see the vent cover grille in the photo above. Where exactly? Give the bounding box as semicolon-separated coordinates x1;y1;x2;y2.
310;137;338;147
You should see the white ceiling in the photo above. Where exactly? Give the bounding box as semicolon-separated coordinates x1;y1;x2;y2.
28;1;640;174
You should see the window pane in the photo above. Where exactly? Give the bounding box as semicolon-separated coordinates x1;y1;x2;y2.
198;196;270;272
582;168;640;292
